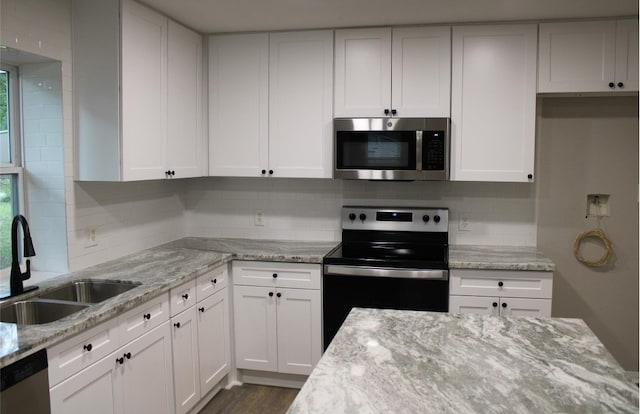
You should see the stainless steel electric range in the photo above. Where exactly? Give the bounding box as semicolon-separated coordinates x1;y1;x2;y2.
323;206;449;350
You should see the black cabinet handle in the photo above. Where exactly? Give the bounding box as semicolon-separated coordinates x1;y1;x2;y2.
83;344;92;352
617;82;624;88
384;109;390;115
261;169;266;174
276;292;282;298
199;307;205;312
609;82;615;88
502;302;507;308
498;281;504;287
174;322;181;328
143;313;151;320
492;302;498;308
211;278;217;284
272;273;278;279
268;170;274;175
391;109;397;116
124;352;131;360
268;291;274;297
182;293;189;300
527;174;533;179
116;357;124;365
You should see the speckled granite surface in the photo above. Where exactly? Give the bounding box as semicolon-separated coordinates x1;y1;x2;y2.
0;238;337;368
288;308;638;414
449;245;556;272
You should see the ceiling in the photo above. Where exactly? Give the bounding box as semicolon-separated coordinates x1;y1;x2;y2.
139;0;639;34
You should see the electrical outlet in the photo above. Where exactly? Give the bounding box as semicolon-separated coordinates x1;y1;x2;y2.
85;228;98;248
458;214;471;232
254;211;265;226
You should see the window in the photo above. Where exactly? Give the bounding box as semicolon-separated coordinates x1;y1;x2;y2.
0;64;23;270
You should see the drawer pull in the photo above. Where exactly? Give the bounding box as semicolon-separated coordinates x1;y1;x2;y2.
211;278;217;285
174;322;181;328
502;302;508;308
83;344;93;352
276;292;282;298
268;291;274;297
272;273;278;279
143;313;151;320
198;307;205;312
181;293;189;300
116;357;124;365
124;352;131;360
497;281;504;287
492;302;498;308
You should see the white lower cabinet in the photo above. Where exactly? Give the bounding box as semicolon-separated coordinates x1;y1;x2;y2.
50;321;174;414
449;269;553;317
171;307;200;414
197;289;230;394
232;262;322;376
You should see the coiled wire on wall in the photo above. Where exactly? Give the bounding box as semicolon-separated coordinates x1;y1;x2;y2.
573;215;614;267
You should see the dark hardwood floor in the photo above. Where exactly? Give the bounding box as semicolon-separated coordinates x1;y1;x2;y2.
198;384;299;414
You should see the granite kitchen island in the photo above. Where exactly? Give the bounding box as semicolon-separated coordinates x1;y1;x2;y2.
287;308;638;413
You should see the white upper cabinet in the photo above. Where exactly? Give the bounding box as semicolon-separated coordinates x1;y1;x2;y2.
335;26;451;118
451;24;537;182
209;33;269;177
73;0;205;181
538;19;639;93
269;30;333;178
209;30;333;178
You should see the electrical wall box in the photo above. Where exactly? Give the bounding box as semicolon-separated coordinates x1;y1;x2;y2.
586;194;610;217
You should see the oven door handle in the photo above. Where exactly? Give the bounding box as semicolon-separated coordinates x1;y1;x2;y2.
324;265;448;280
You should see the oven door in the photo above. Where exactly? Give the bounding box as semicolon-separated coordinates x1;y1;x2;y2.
322;266;449;350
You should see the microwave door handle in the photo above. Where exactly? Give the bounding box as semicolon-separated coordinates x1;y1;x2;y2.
416;130;423;171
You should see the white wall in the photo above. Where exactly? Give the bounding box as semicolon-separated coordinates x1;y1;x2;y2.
186;177;537;245
1;0;187;274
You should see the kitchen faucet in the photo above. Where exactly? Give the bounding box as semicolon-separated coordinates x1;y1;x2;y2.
9;214;38;297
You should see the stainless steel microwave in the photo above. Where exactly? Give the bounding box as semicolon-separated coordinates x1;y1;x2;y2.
334;118;450;181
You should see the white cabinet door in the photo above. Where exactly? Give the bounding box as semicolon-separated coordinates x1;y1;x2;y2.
276;288;321;375
121;0;168;181
334;28;392;117
538;21;617;93
209;33;269;177
233;285;278;371
167;20;205;178
391;26;451;117
171;307;200;414
615;19;639;92
120;322;175;414
50;352;123;414
449;295;499;316
451;24;537;182
197;288;230;395
500;298;552;317
269;30;333;178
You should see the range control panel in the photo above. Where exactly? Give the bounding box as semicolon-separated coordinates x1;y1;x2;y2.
342;206;449;232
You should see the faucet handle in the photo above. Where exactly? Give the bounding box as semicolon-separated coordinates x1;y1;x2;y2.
23;259;32;281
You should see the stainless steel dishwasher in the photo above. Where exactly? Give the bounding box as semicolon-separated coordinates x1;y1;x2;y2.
1;348;51;413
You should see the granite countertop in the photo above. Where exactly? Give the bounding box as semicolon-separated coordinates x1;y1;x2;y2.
0;238;338;368
288;308;638;414
449;245;556;272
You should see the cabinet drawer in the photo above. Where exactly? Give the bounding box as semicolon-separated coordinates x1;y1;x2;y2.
48;317;120;387
450;270;553;299
232;261;321;289
170;280;197;317
196;265;228;302
118;293;170;344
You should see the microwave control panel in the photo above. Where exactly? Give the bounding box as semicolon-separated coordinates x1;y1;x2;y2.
422;131;446;171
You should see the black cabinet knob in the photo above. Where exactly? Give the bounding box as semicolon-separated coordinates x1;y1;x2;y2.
83;344;93;352
391;109;397;115
498;281;504;287
116;357;124;365
384;109;390;115
261;169;266;174
272;273;278;279
165;170;170;176
502;302;507;308
276;292;282;298
422;215;430;223
349;213;356;220
198;307;205;312
269;170;274;175
268;291;274;297
211;278;217;284
618;82;624;88
527;173;533;179
143;313;151;320
182;293;189;300
359;213;367;221
492;302;498;308
609;82;615;88
171;170;175;176
174;322;181;328
124;352;131;360
433;215;440;223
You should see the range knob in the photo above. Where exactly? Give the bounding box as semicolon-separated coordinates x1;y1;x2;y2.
348;213;356;221
433;215;441;224
359;213;367;221
422;215;430;223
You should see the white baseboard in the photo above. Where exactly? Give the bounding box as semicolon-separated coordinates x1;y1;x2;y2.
238;369;308;389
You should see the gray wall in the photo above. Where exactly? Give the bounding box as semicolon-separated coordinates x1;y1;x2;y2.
536;96;638;371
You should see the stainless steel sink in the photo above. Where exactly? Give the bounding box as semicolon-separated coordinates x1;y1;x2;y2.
37;280;142;304
0;299;90;325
